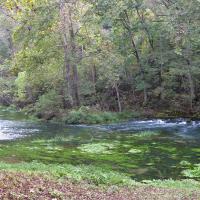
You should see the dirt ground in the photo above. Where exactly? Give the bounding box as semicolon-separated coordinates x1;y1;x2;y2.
0;172;199;200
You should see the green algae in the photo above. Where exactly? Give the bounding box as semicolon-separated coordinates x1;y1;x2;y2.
128;148;142;154
155;146;177;153
77;142;119;154
0;135;198;181
191;148;200;153
179;160;191;167
31;136;77;144
182;163;200;179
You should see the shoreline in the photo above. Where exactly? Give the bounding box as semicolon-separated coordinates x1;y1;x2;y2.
1;105;200;125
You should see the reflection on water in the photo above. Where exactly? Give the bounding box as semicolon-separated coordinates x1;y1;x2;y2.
0;109;200;180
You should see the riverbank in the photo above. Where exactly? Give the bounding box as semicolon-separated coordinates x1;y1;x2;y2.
2;105;200;125
34;106;200;124
0;162;200;200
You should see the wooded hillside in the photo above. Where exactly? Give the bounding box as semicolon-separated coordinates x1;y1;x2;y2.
0;0;199;118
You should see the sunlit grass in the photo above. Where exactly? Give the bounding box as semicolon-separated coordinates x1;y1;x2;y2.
0;161;136;186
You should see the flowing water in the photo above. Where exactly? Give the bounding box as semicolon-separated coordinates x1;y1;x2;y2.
0;108;200;180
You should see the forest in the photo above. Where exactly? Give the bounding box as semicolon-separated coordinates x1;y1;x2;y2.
0;0;200;199
0;0;199;122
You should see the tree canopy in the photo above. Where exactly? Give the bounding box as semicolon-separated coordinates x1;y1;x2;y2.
0;0;199;116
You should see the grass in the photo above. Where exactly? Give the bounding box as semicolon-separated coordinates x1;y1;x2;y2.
142;179;200;190
0;161;199;191
0;161;136;186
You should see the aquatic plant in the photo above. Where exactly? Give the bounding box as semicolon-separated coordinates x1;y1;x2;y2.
191;148;200;153
128;148;142;154
134;131;160;138
78;143;117;154
179;160;191;167
182;164;200;179
31;136;76;144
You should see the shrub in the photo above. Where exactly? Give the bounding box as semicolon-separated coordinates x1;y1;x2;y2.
34;90;63;120
63;106;140;124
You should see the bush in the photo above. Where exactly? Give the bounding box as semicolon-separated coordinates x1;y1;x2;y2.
63;106;141;124
34;90;63;120
63;107;112;124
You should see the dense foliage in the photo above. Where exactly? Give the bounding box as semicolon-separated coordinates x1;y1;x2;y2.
0;0;199;119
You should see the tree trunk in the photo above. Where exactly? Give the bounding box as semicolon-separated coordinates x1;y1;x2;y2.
114;83;122;112
6;29;14;57
123;10;147;105
186;59;195;111
185;37;195;111
135;4;154;50
59;0;80;107
59;0;73;107
159;34;164;101
91;64;97;94
68;8;80;107
130;35;147;105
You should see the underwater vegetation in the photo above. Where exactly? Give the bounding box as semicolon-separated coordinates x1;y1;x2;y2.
77;143;117;154
133;131;160;138
182;163;200;179
0;128;199;182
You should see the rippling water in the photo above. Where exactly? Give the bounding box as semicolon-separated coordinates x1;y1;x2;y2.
74;119;200;139
0;109;200;180
1;118;200;140
0;120;39;140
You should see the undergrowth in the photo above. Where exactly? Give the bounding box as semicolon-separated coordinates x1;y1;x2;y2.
63;106;140;124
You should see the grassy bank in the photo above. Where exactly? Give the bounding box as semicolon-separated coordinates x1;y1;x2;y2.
0;162;200;200
0;161;200;188
0;105;141;124
0;161;135;186
39;108;200;124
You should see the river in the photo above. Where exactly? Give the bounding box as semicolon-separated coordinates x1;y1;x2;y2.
0;108;200;180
